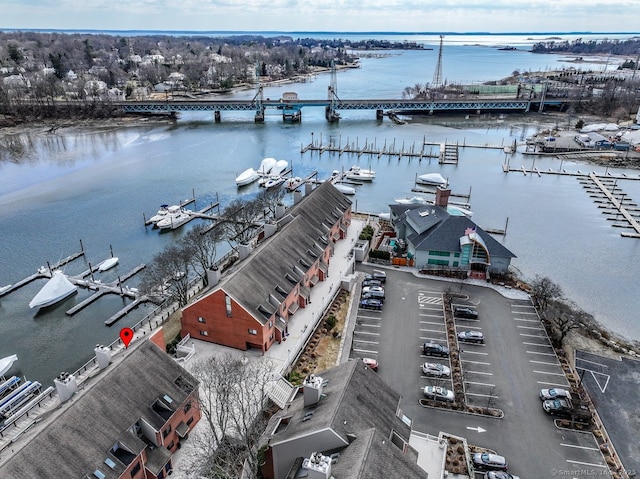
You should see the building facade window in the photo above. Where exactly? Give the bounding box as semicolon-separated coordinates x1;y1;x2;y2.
199;330;208;336
248;329;257;335
186;417;194;426
167;441;174;450
163;425;172;438
225;295;232;316
268;320;273;328
184;402;192;413
428;259;449;266
130;462;141;478
197;316;206;323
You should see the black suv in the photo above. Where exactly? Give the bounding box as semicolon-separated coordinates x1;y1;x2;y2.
422;342;449;357
454;306;479;319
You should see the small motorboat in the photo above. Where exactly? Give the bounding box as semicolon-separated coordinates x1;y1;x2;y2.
29;270;78;309
285;177;304;191
332;182;356;195
417;172;448;186
395;196;429;205
344;165;375;181
270;159;289;176
156;205;191;230
149;204;170;224
264;176;286;189
0;284;12;295
98;257;119;272
235;168;260;186
0;355;18;376
257;157;277;175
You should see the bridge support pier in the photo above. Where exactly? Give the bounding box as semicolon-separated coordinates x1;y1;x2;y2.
214;111;221;123
254;110;265;123
376;109;384;121
325;106;340;123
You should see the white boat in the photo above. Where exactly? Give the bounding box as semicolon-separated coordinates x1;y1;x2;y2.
29;270;77;309
0;284;12;295
345;165;375;181
332;182;356;195
416;172;448;186
0;355;18;376
395;196;429;205
98;257;119;272
285;176;304;191
257;157;277;175
271;159;289;176
156;205;191;230
235;168;261;186
149;204;170;224
264;176;286;189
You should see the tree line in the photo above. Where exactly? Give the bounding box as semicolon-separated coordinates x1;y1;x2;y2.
531;37;640;57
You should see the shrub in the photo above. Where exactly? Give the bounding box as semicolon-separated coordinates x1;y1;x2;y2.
369;249;391;260
324;315;337;330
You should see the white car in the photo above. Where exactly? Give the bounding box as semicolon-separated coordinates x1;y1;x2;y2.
422;362;451;377
540;388;572;401
362;285;384;295
423;386;455;402
457;330;484;343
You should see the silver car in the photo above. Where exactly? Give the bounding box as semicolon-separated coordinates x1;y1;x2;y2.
422;362;451;377
457;330;485;343
423;386;455;402
539;387;572;401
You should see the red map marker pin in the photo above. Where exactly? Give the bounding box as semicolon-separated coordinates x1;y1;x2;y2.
120;327;134;348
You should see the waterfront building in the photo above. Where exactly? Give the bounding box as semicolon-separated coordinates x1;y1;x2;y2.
181;182;352;353
389;188;516;277
0;340;201;479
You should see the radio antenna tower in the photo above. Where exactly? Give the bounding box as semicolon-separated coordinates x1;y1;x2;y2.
432;35;444;88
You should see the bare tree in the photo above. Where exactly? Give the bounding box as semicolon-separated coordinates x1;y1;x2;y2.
185;354;277;479
254;186;285;219
180;223;224;286
138;244;193;306
220;198;262;246
531;275;563;312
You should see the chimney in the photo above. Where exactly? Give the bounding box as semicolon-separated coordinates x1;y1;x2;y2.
304;181;313;195
207;267;221;287
303;374;324;407
238;243;252;261
94;345;112;370
302;452;332;479
263;223;277;239
435;186;451;207
293;190;303;204
275;203;286;219
54;372;78;402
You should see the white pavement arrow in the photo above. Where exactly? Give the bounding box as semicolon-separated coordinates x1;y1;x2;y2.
466;426;486;433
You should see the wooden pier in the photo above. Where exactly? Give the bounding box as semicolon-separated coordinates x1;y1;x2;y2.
301;134;438;161
582;173;640;238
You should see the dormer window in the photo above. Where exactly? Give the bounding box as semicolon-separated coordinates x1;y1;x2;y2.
299;258;310;268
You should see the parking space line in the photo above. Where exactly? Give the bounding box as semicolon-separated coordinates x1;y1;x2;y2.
517;325;544;330
419;312;443;317
419;320;444;325
420;328;446;333
354;331;380;336
461;360;491;365
565;460;607;468
456;324;482;331
522;341;553;347
576;357;609;368
454;317;480;322
353;339;379;345
512;310;538;315
357;323;381;328
418;290;443;295
419;338;448;343
530;359;559;365
537;380;570;386
513;318;540;323
465;392;499;399
358;315;381;320
533;370;566;376
352;348;378;354
465;381;496;387
519;333;545;338
466;370;493;376
461;350;488;355
560;443;600;451
526;351;556;356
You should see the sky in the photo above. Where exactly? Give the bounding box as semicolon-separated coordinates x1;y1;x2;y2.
2;0;640;33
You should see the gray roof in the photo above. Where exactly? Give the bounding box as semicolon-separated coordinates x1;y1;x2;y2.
0;341;198;479
330;428;428;479
217;181;352;325
394;204;516;259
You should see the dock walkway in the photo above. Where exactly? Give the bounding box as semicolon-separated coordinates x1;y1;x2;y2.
584;173;640;238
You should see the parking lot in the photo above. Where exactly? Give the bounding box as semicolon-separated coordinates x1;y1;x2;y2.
352;266;609;478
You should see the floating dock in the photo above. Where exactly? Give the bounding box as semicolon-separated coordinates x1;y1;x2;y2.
582;173;640;238
301;134;438;161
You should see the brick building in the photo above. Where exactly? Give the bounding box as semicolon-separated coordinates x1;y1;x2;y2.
181;181;352;352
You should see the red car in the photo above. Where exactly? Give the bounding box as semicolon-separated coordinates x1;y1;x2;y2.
362;358;378;371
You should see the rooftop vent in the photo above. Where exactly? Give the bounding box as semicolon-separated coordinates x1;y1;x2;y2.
54;372;77;403
303;374;324;407
94;345;112;370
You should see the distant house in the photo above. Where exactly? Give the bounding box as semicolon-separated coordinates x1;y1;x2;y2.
181;182;352;353
260;359;431;479
0;340;201;479
390;187;515;278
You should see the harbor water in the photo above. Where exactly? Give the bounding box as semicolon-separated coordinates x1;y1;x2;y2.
1;32;639;386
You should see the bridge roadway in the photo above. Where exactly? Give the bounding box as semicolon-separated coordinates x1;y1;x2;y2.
116;97;565;116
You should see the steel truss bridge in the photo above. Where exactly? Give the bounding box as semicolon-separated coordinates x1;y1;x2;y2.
116;97;567;122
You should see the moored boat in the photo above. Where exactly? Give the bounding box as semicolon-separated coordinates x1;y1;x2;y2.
271;159;289;176
285;176;304;191
98;257;119;272
264;176;286;189
235;167;261;186
257;157;277;176
0;355;18;377
148;204;170;224
156;205;191;230
345;165;375;181
332;182;356;195
28;271;78;309
395;195;429;205
416;172;448;186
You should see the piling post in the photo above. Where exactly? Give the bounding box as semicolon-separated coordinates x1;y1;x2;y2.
143;212;147;226
80;239;84;252
110;244;114;258
118;276;124;295
89;263;94;282
504;217;509;235
47;261;52;274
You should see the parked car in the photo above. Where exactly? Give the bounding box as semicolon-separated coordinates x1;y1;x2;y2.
362;285;384;295
359;298;383;310
540;388;572;401
454;306;479;319
362;291;385;302
457;331;485;343
472;452;508;471
487;472;520;479
542;398;572;417
422;342;449;357
362;279;382;288
422;362;451;377
362;358;378;371
423;385;455;402
365;271;387;283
